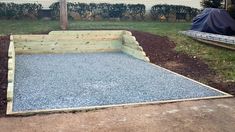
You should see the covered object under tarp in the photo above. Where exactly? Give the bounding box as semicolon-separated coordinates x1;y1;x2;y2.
191;8;235;35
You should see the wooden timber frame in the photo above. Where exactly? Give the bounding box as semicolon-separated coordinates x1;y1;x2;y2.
196;39;235;51
12;30;150;62
7;35;15;115
6;30;232;116
122;31;150;61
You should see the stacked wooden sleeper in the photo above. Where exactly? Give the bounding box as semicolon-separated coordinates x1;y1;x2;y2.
7;35;15;114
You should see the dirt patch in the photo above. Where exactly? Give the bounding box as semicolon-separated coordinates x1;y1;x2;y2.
131;30;235;95
0;36;9;117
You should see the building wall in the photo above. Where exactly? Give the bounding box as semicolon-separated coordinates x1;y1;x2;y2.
0;0;201;10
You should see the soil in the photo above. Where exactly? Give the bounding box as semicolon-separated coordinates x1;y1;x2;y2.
0;31;234;117
131;30;235;95
0;35;9;117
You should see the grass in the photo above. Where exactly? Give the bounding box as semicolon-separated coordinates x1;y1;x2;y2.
0;20;234;82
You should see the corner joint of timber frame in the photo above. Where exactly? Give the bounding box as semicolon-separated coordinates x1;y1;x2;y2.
121;31;150;62
7;35;15;115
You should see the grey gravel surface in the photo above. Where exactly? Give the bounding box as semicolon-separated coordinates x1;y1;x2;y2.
13;52;224;112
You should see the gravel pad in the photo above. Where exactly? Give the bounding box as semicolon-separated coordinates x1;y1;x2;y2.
13;52;224;112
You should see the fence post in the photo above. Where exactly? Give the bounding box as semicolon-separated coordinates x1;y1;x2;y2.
60;0;68;30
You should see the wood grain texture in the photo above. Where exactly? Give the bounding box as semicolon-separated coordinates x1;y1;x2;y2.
13;35;121;42
49;30;124;35
14;31;126;54
15;40;122;54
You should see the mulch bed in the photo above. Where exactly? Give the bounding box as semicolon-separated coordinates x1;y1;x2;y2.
0;35;9;117
0;31;234;117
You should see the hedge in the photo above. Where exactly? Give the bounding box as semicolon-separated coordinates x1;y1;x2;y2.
150;4;200;21
49;2;146;20
127;4;146;20
0;3;42;19
0;2;200;21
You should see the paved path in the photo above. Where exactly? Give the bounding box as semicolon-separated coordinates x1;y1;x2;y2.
1;98;235;132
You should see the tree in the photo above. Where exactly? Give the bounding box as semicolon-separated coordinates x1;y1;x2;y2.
201;0;223;8
60;0;68;30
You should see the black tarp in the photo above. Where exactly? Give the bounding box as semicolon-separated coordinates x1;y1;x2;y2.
191;8;235;35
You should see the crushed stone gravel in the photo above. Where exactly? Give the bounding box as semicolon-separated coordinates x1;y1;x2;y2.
13;52;224;112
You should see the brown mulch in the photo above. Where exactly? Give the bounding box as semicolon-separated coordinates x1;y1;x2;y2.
0;35;9;117
131;30;235;95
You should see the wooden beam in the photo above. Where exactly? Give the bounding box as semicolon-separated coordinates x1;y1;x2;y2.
13;35;121;42
15;41;122;54
7;94;232;116
8;41;14;57
7;36;15;114
8;59;14;70
121;33;150;62
122;46;150;62
123;31;132;36
196;39;235;51
49;30;124;35
7;83;14;101
60;0;68;30
6;101;13;115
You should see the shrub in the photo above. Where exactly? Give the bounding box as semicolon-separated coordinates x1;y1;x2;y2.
0;2;42;19
49;2;145;20
150;4;200;21
201;0;223;8
108;4;127;18
0;3;6;18
127;4;146;20
49;2;60;19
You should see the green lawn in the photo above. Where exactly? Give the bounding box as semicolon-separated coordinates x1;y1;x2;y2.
0;20;234;82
